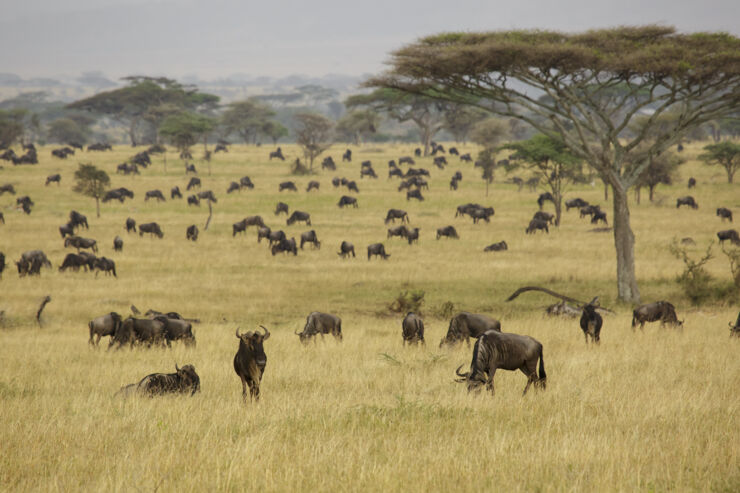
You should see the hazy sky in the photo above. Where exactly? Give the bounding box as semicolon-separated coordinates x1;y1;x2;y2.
2;0;738;80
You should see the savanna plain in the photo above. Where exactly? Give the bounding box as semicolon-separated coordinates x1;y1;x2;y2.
0;142;738;492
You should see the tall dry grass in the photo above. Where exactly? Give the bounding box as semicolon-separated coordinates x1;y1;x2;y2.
0;142;738;491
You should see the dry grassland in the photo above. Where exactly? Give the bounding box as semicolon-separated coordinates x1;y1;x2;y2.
0;142;738;491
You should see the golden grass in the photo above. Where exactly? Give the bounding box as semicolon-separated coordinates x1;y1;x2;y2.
0;142;738;491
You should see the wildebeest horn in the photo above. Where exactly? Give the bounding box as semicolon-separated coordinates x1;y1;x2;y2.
175;362;180;372
259;325;270;340
294;328;302;335
235;328;241;338
589;296;599;306
455;365;469;378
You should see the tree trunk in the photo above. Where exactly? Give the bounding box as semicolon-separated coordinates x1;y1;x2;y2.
554;192;562;226
604;182;609;201
726;165;736;184
635;187;641;205
128;119;138;147
649;185;656;202
95;197;100;218
612;184;641;303
420;124;432;156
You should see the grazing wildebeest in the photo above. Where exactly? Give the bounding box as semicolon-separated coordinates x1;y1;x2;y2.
227;181;241;193
88;312;122;346
591;210;608;225
387;225;409;239
94;257;117;277
342;149;352;162
338;195;358;208
509;176;524;191
338;241;356;258
632;301;683;331
407;189;425;201
286;210;311;226
117;364;200;397
145;189;166;202
257;226;271;243
402;312;425;345
449;147;459;156
565;198;589;211
295;312;343;344
187;195;200;206
78;252;97;271
171;186;182;199
580;297;603;344
537;192;555;209
113;236;123;251
271;237;298;256
274;202;289;216
414;148;422;156
306;180;320;192
102;188;130;203
0;183;16;195
484;241;508;252
69;210;89;230
88;142;112;151
125;217;136;233
345;180;359;193
64;235;98;253
185;163;197;174
180;150;193;160
533;211;554;224
390;167;404;179
385;209;409;224
233;216;266;237
676;196;698;209
45;174;61;186
332;177;341;188
59;223;74;238
360;166;378;179
186;177;201;191
16;250;52;276
51;147;74;159
139;222;164;238
131;151;151;168
439;312;501;348
197;190;217;203
279;181;297;192
234;326;270;402
450;177;459;190
267;230;286;246
460;153;472;162
579;204;601;219
717;208;733;222
239;176;255;189
688;177;696;189
269;147;285;160
399;156;414;165
186;224;199;242
406;227;420;245
322;156;336;170
456;203;481;218
436;225;459;239
717;229;740;245
730;312;740;337
455;330;546;396
214;143;228;153
470;207;495;224
300;230;321;249
112;317;167;348
116;163;139;175
526;219;549;234
433;156;447;169
59;253;89;272
153;316;196;347
367;243;390;260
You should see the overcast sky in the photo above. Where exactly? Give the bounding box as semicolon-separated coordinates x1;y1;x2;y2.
2;0;738;80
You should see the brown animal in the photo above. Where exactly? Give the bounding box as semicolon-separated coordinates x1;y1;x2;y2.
234;326;270;402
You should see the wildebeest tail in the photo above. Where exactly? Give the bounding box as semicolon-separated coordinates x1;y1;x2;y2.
88;321;94;344
538;349;547;388
631;311;637;328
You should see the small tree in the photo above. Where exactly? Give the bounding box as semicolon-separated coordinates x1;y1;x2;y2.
699;142;740;183
47;118;89;144
261;120;289;145
471;118;510;196
221;99;276;144
293;113;333;170
634;151;683;203
73;164;109;218
159;112;215;157
335;110;379;145
444;105;487;143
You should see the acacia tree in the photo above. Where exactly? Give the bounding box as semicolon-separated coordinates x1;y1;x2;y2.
261;120;289;145
335;110;379;145
369;26;740;302
699;141;740;183
221;99;276;144
444;105;488;142
293;113;333;170
470;117;510;196
73;163;109;218
159;112;215;159
634;151;683;203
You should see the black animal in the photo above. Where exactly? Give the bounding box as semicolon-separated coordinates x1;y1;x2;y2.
322;156;336;170
239;176;255;189
139;222;164;238
187;195;200;206
94;257;117;277
186;224;199;242
439;312;501;348
385;209;409;224
279;181;298;192
306;180;320;192
342;149;352;162
271;237;298;256
717;229;740;245
717;208;733;222
130;151;151;168
88;312;122;346
460;153;472;162
274;202;289;216
436;225;459;240
414;148;422;156
509;176;524;191
233;216;266;236
688;177;696;189
360;166;378;179
730;312;740;337
399;156;414;165
116;163;139;175
186;177;201;191
64;235;98;253
579;297;603;344
51;147;74;159
102;188;134;203
59;223;74;238
111;317;167;349
470;207;495;224
300;230;321;249
117;364;200;397
0;183;15;195
257;226;271;243
16;250;52;276
45;174;61;186
532;211;554;224
367;243;390;260
676;196;698;209
145;189;166;202
227;182;241;194
389;167;404;179
269;147;285;160
0;252;4;277
433;156;447;168
125;218;136;233
406;227;420;245
632;301;683;331
591;210;608;225
387;225;409;240
455;330;546;396
449;147;459;156
234;326;270;402
345;180;359;193
171;186;182;199
565;198;589;211
537;192;555;209
332;177;341;188
406;189;425;201
153;316;196;347
185;163;197;174
59;253;90;272
197;190;217;203
338;241;356;258
338;195;358;208
214;143;228;153
295;312;343;344
484;241;508;252
579;204;601;219
286;211;311;226
401;312;425;345
526;219;549;234
88;142;112;151
113;236;123;251
267;230;286;246
69;210;89;230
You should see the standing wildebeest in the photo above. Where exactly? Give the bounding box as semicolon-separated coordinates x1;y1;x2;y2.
111;317;167;349
233;216;266;236
591;210;608;225
676;196;699;209
69;210;89;230
730;311;740;337
94;257;117;277
526;219;549;234
16;250;52;276
360;165;378;179
342;149;352;162
306;180;320;192
286;211;311;226
533;211;554;224
102;188;134;203
460;153;472;162
399;156;415;165
145;189;166;202
227;182;241;194
117;364;200;397
717;208;733;222
300;230;321;250
257;226;271;244
186;177;201;191
367;243;390;260
139;222;164;238
338;241;356;258
274;202;289;216
214;143;228;153
0;252;5;278
537;192;555;209
385;209;409;224
45;174;61;186
632;301;683;331
113;236;123;251
338;195;358;208
153;316;196;347
59;223;74;238
470;207;495;224
64;235;98;253
566;197;589;211
322;156;336;170
295;312;343;344
688;177;697;189
387;225;409;239
0;183;16;195
239;176;255;189
271;237;297;256
197;190;217;203
187;194;200;206
125;217;136;233
717;229;740;245
332;177;341;188
171;186;182;199
88;312;122;346
484;241;508;252
185;163;197;174
439;312;501;348
269;147;285;160
579;204;601;219
406;227;420;245
279;181;298;192
580;297;603;344
402;312;425;346
186;224;199;242
436;225;459;239
345;180;360;193
407;189;425;201
59;253;90;272
267;230;286;246
234;326;270;402
390;167;404;179
455;330;546;396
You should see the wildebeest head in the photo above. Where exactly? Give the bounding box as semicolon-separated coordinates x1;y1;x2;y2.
175;363;201;394
236;326;270;363
455;364;488;393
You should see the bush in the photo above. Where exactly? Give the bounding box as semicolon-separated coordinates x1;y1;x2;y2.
669;240;714;304
388;290;425;315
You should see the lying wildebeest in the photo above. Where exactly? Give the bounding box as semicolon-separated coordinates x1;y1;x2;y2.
186;177;201;191
45;174;61;186
295;312;343;344
269;147;285;160
197;190;217;203
286;210;311;226
257;226;271;243
546;300;581;318
171;186;182;199
342;149;352;162
187;195;200;206
688;177;696;188
402;312;425;345
145;189;166;202
717;207;733;222
299;230;321;250
279;181;298;192
537;192;555;209
88;312;122;346
407;189;425;201
94;257;116;277
338;195;358;208
69;210;89;230
632;301;683;331
139;222;164;238
186;224;199;242
113;236;123;251
385;209;409;224
64;235;98;253
234;326;270;402
125;217;136;233
59;253;90;272
367;243;390;260
484;241;508;252
338;241;355;258
306;180;320;192
591;210;608;225
16;250;52;276
440;312;501;348
153;316;196;347
580;297;603;344
388;225;409;239
565;197;589;211
436;225;459;240
676;196;698;209
271;237;297;256
117;364;200;397
717;229;740;245
406;227;420;245
267;230;286;246
275;202;289;215
526;219;549;234
455;330;546;396
533;211;554;224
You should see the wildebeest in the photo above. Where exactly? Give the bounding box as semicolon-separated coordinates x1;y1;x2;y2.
227;181;241;193
360;166;378;179
565;197;589;211
257;226;271;243
526;219;549;234
367;243;390;260
385;209;409;224
460;153;472;162
455;330;546;396
730;311;740;337
300;230;321;250
88;142;112;151
45;174;61;186
345;180;359;193
306;180;320;192
116;163;139;175
113;236;123;251
688;177;696;189
591;210;608;225
295;312;342;344
110;317;167;349
717;208;733;222
171;186;182;199
59;223;74;238
342;149;352;162
401;312;425;345
214;143;228;153
580;297;603;344
338;241;356;258
338;195;358;208
332;177;341;188
17;195;33;214
436;225;459;239
399;156;415;165
286;211;311;226
239;176;255;189
406;227;420;245
139;222;164;238
0;252;5;277
537;192;555;209
117;364;200;397
322;156;336;170
279;181;298;192
64;235;98;253
387;225;409;239
274;202;289;216
631;301;683;331
234;326;270;402
0;183;15;195
433;156;447;168
271;237;297;256
676;196;698;209
545;300;581;318
269;147;285;160
389;167;404;179
470;207;495;224
153;316;196;347
125;217;136;233
185;163;197;174
186;177;201;191
102;187;134;203
579;204;601;219
533;211;554;224
59;253;90;272
69;210;89;230
94;257;117;277
267;230;286;246
450;177;459;190
439;312;501;348
186;224;199;242
407;189;424;201
88;312;122;346
16;250;52;276
145;189;166;202
484;241;508;252
187;195;200;206
197;190;217;203
233;216;265;236
449;147;459;156
51;147;74;159
717;229;740;245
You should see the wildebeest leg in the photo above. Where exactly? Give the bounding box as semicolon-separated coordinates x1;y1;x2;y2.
240;375;248;403
521;361;538;396
486;369;496;396
95;334;102;346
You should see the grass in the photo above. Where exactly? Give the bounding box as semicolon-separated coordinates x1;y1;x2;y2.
0;141;738;491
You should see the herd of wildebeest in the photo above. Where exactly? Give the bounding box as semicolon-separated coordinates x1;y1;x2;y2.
1;141;739;402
